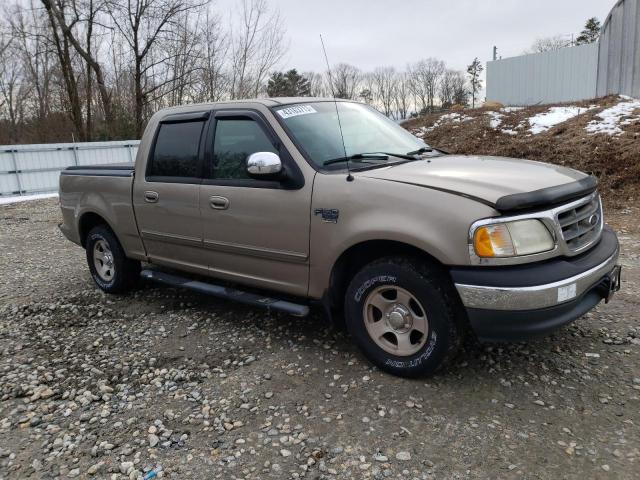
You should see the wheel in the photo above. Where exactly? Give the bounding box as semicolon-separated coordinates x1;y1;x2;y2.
85;225;140;294
344;256;464;377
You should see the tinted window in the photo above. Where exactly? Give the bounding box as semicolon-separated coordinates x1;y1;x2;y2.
149;120;204;178
212;119;277;179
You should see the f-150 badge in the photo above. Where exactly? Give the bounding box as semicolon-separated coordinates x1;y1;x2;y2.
314;208;339;223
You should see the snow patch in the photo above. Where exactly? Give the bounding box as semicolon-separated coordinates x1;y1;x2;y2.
412;112;472;137
0;193;58;205
501;107;524;113
585;97;640;135
528;106;592;135
485;111;504;129
501;129;519;136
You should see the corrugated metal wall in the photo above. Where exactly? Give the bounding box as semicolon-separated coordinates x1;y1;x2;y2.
597;0;640;98
487;0;640;106
0;140;139;196
486;43;599;106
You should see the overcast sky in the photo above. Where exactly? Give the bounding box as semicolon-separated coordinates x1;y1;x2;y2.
217;0;615;73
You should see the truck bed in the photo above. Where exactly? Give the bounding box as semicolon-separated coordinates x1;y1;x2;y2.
58;163;145;259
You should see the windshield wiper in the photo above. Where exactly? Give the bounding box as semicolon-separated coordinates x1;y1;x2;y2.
323;151;421;166
323;153;389;166
406;146;433;156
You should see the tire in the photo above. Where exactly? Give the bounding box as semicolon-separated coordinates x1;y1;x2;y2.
344;256;464;377
85;225;140;294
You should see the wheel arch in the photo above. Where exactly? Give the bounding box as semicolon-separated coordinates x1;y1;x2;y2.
78;211;117;248
326;239;446;310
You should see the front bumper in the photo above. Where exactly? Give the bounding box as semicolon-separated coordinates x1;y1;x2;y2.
451;227;620;341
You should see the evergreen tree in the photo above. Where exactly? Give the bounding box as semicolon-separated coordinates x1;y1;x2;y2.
466;57;483;109
576;17;601;45
266;69;311;97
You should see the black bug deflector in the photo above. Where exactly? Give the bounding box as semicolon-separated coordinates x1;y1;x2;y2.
495;176;598;212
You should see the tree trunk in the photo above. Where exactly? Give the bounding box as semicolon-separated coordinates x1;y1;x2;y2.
135;58;144;138
43;1;85;141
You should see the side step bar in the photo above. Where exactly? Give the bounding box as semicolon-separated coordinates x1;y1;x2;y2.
140;269;310;317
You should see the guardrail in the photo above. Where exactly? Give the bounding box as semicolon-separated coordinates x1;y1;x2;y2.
0;140;140;197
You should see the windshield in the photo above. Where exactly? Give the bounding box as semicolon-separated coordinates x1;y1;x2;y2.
273;102;429;168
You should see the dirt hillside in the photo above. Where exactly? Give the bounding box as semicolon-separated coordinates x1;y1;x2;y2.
403;96;640;206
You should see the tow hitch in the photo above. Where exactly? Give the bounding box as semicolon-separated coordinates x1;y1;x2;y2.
599;265;622;303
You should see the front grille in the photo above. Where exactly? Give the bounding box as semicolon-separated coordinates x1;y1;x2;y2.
556;194;602;252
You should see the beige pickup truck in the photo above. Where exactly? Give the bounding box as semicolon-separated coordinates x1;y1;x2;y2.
59;98;621;377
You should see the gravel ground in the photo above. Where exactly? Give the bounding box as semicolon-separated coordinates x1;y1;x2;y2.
1;198;639;479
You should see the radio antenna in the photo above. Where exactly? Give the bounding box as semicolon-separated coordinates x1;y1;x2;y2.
320;34;353;182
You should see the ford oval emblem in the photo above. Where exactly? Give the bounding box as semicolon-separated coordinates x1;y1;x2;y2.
588;214;599;226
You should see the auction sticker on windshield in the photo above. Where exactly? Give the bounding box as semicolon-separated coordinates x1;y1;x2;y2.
277;105;317;119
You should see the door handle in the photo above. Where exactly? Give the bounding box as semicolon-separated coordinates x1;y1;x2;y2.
144;191;159;203
209;195;229;210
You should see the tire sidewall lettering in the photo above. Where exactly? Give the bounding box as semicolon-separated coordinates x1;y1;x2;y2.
354;275;397;302
384;331;438;369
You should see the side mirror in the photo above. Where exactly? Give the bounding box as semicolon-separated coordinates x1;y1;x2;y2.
247;152;282;177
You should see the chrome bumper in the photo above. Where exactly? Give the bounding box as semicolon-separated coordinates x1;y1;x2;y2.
455;250;619;311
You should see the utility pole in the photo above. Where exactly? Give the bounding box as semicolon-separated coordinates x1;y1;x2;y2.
492;46;498;61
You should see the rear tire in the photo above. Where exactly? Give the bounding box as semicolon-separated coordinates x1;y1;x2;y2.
344;256;463;377
85;225;140;294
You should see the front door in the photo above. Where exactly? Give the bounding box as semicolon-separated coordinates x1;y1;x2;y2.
133;113;208;275
199;110;312;296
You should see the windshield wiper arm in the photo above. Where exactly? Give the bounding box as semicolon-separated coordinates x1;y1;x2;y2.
406;146;433;156
377;151;419;160
323;153;389;166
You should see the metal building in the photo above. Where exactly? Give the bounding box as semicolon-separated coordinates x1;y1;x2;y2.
487;0;640;105
486;43;599;106
597;0;640;98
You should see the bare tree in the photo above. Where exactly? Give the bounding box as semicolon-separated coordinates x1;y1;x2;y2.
393;71;410;120
526;35;573;54
440;69;468;108
303;71;327;97
0;34;31;142
408;58;444;113
329;63;360;100
359;71;375;105
230;0;286;99
198;8;229;102
8;1;54;122
372;67;397;117
106;0;208;136
41;0;115;137
41;0;86;139
407;60;427;112
439;69;455;109
451;73;469;107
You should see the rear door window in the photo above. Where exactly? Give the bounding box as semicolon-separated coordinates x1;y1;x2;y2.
148;120;205;179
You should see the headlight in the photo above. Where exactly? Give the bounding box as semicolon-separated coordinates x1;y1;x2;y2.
473;219;554;258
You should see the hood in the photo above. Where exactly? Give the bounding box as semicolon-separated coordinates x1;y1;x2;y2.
358;155;592;211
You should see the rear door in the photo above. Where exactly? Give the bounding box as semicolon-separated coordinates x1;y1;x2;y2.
199;109;312;296
133;112;209;275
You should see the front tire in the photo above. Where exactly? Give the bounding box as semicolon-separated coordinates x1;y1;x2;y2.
344;256;463;377
85;225;140;294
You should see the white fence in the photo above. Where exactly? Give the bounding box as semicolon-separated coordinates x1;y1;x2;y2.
0;140;139;197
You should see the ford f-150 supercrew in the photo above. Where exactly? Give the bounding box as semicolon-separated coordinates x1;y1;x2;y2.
59;98;622;377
